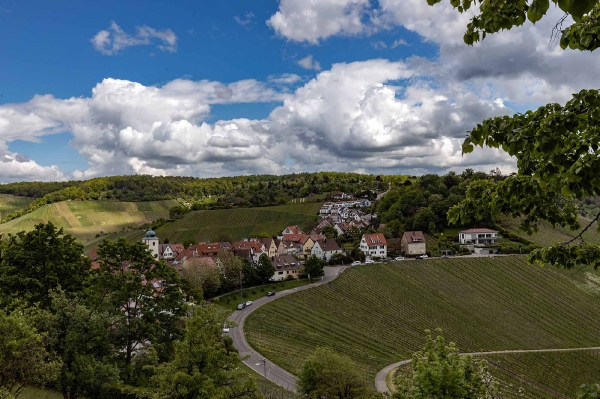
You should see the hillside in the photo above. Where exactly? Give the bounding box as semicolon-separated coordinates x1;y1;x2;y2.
0;199;178;245
155;202;323;243
0;194;33;220
496;215;600;247
245;256;600;397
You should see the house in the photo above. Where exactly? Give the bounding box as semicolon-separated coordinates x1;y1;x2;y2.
360;233;387;259
270;255;302;281
158;243;180;260
401;231;426;255
282;225;304;235
459;228;500;245
232;241;265;263
260;238;279;257
302;236;316;259
197;242;221;257
311;239;343;261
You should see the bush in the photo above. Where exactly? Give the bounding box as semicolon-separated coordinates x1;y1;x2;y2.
260;287;265;292
232;295;237;301
242;291;248;298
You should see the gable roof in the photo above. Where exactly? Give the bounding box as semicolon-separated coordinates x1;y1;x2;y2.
315;239;341;252
272;255;302;271
197;242;221;255
284;225;304;235
362;233;388;246
283;233;311;243
402;231;425;244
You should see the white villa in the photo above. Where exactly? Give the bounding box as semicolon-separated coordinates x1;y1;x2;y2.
459;228;500;245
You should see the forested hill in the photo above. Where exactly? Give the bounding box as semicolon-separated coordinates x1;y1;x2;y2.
0;172;396;223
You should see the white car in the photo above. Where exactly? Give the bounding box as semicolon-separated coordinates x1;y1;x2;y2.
395;256;405;261
421;254;429;259
365;260;375;264
245;300;253;306
222;325;230;333
351;261;361;266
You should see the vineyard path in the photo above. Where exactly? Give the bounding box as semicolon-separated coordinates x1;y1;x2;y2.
375;346;600;394
228;265;349;392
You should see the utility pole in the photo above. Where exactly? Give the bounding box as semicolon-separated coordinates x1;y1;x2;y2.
239;269;243;298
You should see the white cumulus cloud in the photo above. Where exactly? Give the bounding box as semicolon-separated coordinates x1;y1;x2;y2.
297;55;322;71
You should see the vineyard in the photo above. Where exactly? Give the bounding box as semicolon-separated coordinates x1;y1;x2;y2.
0;194;33;220
496;215;600;247
0;199;178;245
245;256;600;396
155;202;323;243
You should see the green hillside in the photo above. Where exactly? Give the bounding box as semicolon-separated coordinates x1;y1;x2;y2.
0;194;34;220
0;199;178;245
496;215;600;247
155;202;323;243
245;256;600;397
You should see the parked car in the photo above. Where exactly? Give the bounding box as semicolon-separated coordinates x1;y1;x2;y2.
222;324;230;333
395;256;405;261
442;255;449;258
415;256;423;260
236;303;246;310
266;291;276;297
382;258;392;263
351;261;361;266
245;300;253;306
365;260;375;264
422;254;429;259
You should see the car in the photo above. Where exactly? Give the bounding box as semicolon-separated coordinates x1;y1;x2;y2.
236;303;246;310
266;291;276;297
222;324;230;333
415;256;423;260
245;300;253;306
395;256;405;261
365;260;375;264
422;254;429;259
351;261;361;266
382;258;392;263
442;255;449;258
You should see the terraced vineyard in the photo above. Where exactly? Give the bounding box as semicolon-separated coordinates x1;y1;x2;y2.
245;256;600;396
155;202;323;243
0;199;178;245
497;215;600;247
0;194;33;220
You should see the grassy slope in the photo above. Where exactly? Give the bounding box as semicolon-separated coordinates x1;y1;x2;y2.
0;199;178;246
155;202;323;243
245;256;600;396
0;194;34;219
496;215;600;247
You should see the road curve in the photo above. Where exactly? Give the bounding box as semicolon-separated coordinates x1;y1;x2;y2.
228;266;349;392
375;346;600;393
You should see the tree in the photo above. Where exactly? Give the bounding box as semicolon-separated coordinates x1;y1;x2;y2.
256;253;274;284
151;304;259;399
43;291;119;399
181;258;222;299
297;347;372;399
0;308;59;398
322;225;339;239
212;234;232;243
578;384;600;398
427;0;600;51
183;239;195;249
304;255;326;280
0;222;89;309
412;207;437;233
393;330;497;399
89;238;187;381
426;0;600;270
241;258;260;287
217;249;243;292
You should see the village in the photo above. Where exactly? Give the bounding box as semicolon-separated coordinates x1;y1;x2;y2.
88;191;502;284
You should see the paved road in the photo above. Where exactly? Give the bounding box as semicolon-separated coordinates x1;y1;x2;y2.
374;346;600;393
228;266;349;392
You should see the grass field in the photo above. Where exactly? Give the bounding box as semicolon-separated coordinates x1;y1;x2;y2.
155;202;323;243
0;199;178;246
0;194;34;220
18;387;63;399
245;256;600;396
496;215;600;247
213;279;311;312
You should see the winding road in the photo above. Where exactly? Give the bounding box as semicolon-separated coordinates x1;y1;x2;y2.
374;347;600;393
228;265;349;392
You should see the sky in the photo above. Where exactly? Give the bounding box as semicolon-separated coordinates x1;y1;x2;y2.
0;0;597;183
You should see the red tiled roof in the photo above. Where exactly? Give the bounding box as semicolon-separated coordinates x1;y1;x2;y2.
283;234;310;243
363;233;388;246
316;239;341;251
284;225;304;235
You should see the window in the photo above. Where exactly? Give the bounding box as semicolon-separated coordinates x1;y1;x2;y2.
153;242;156;246
278;271;283;275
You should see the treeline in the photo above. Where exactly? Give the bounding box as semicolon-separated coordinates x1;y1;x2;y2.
377;169;500;238
0;172;397;223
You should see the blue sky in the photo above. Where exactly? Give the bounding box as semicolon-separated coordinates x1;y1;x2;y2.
0;0;594;182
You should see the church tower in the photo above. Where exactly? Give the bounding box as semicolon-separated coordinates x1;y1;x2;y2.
142;227;160;259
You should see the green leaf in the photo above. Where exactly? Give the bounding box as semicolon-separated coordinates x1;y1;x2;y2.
568;0;596;20
527;0;550;22
561;185;571;196
558;0;571;13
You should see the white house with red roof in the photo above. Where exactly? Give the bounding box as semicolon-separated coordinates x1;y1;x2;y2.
282;225;304;235
459;228;500;245
360;233;387;259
